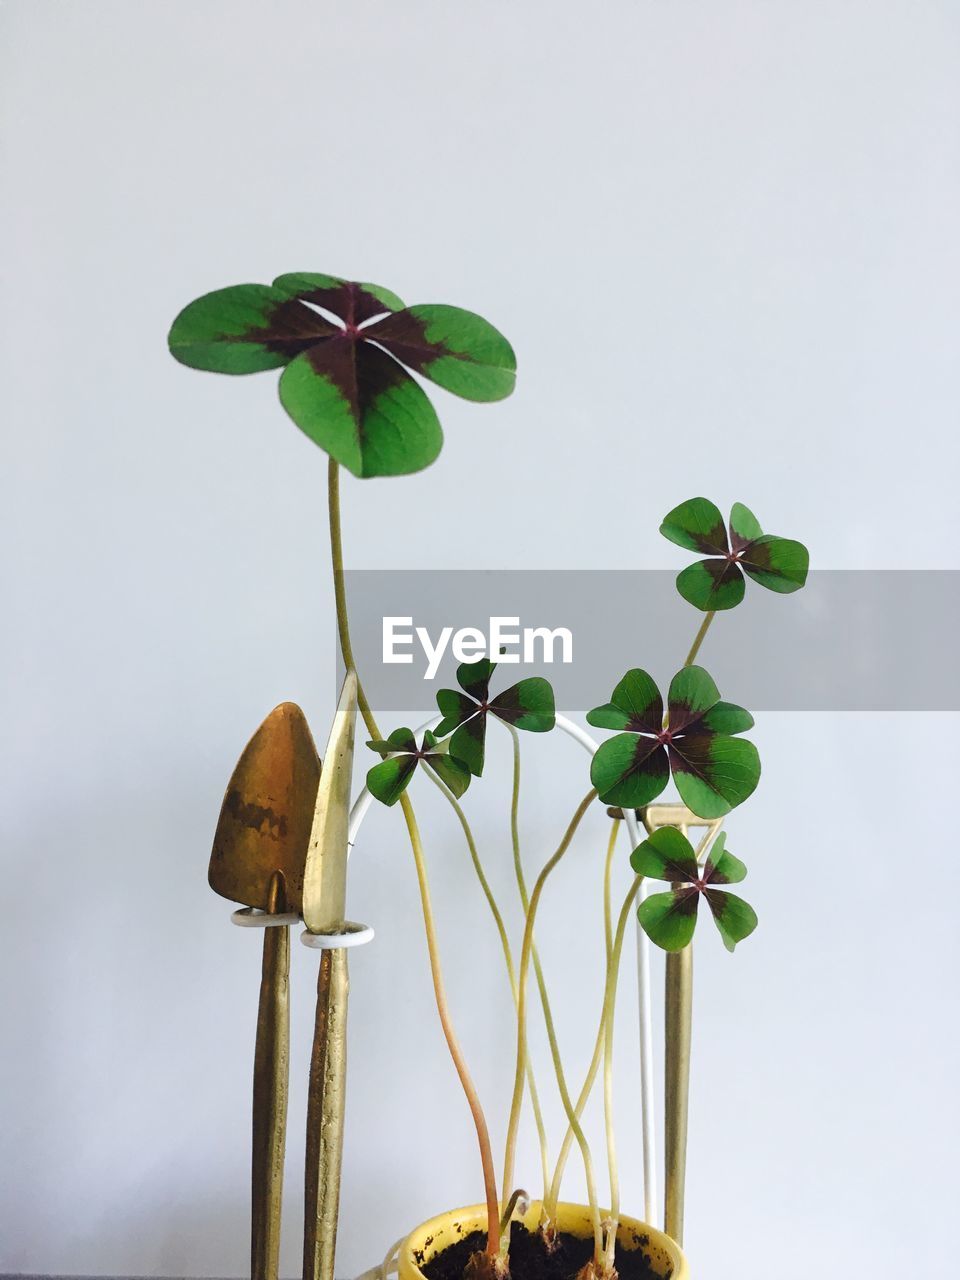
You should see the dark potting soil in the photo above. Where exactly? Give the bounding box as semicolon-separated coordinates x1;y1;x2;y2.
419;1222;666;1280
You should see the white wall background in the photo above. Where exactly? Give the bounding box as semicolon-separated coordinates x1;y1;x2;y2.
2;2;959;1277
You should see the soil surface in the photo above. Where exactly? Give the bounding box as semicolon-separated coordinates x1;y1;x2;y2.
420;1222;665;1280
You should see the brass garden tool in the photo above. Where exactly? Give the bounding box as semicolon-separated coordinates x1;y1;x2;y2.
640;803;723;1249
210;703;322;1280
300;670;359;1280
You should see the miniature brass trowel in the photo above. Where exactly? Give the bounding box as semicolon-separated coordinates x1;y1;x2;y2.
210;703;322;1280
301;670;358;1280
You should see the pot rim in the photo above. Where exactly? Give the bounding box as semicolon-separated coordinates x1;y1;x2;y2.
397;1199;688;1280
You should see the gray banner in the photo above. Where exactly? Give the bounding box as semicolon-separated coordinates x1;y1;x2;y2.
337;570;959;712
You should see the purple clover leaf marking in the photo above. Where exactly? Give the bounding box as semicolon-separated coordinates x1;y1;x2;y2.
587;666;760;819
365;727;471;807
630;827;758;952
660;497;809;612
434;657;556;777
168;273;516;478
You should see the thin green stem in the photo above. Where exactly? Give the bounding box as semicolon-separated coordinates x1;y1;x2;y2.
682;610;716;668
602;819;618;964
505;725;578;1215
502;789;603;1266
425;767;551;1203
506;726;597;1230
327;460;379;731
546;875;642;1226
327;459;499;1256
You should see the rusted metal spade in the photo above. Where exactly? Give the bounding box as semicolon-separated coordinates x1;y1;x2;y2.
301;671;358;1280
210;702;322;1280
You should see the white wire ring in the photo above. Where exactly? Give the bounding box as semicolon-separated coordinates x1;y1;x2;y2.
300;922;375;949
231;907;302;928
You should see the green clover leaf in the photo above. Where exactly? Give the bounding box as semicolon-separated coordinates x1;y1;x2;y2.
630;828;758;952
660;497;809;612
168;274;516;478
587;666;760;818
434;657;556;777
365;728;471;806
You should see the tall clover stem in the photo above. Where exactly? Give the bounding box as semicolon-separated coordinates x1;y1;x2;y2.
502;789;603;1266
327;460;500;1256
425;768;551;1202
545;874;642;1228
327;459;385;736
504;725;581;1223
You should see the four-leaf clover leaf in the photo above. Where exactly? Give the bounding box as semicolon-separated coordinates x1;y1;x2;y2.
630;827;758;952
587;666;760;818
366;728;471;806
168;273;516;479
661;497;809;612
434;657;556;777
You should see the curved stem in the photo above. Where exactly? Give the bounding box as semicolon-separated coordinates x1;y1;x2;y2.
398;797;501;1256
328;459;500;1255
498;1188;531;1238
425;767;551;1203
502;789;602;1264
508;724;603;1211
546;875;642;1224
505;726;576;1214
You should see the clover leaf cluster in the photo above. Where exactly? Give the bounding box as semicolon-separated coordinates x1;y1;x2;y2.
661;496;808;611
587;666;758;818
583;493;809;954
168;272;516;478
631;828;757;952
366;656;557;804
363;492;808;960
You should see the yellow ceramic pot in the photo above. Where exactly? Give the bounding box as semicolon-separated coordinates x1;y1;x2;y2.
398;1201;688;1280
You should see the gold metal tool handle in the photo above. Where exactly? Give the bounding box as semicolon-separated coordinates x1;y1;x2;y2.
301;672;358;1280
302;947;349;1280
251;873;290;1280
642;804;719;1247
664;944;693;1245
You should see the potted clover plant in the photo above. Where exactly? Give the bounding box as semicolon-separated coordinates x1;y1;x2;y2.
169;273;808;1280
